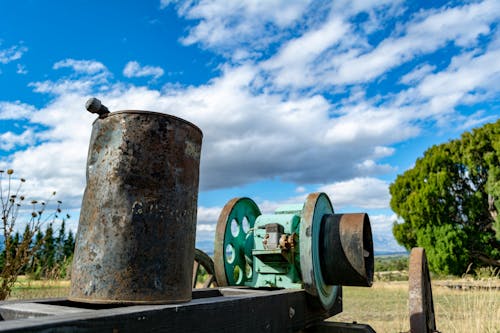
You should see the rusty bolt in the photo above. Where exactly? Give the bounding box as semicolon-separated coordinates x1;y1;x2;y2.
86;97;110;117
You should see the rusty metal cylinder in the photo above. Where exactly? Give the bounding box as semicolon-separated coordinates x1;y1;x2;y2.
69;110;202;304
319;213;374;287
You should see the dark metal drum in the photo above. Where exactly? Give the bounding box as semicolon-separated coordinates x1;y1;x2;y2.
69;110;202;304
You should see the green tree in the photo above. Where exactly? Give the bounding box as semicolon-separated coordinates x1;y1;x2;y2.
63;230;75;258
40;224;56;273
390;119;500;275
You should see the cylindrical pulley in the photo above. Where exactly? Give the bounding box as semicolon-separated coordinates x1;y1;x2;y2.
70;106;202;304
320;213;374;287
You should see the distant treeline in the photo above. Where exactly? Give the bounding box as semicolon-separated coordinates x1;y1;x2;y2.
0;221;75;279
375;255;409;272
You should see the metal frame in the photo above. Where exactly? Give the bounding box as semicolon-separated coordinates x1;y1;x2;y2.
0;287;376;333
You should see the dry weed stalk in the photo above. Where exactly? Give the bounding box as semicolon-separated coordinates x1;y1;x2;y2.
0;169;62;299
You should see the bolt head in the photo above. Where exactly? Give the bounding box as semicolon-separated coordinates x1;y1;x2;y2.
86;97;102;113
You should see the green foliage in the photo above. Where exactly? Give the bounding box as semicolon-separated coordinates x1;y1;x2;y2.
416;224;469;275
27;220;75;280
390;119;500;275
375;255;409;272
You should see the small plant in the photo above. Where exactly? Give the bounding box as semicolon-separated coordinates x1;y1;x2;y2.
0;168;66;300
474;266;499;280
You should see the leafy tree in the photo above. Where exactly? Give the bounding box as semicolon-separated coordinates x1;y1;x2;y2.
390;119;500;275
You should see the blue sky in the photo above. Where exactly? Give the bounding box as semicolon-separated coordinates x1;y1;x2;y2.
1;0;499;254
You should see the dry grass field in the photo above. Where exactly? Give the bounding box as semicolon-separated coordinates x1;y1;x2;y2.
7;276;70;300
333;280;500;333
4;277;500;332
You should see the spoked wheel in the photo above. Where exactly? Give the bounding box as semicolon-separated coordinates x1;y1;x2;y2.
214;197;261;286
193;248;218;288
409;247;438;333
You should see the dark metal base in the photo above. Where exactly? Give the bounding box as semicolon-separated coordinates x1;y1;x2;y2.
0;287;364;332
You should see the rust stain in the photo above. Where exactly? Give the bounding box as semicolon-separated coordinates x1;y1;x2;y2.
70;110;202;304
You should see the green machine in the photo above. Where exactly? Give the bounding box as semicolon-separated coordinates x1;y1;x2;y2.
214;192;374;310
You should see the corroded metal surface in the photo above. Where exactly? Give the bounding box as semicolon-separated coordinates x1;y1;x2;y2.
320;213;374;287
409;247;438;333
214;198;241;287
70;110;202;304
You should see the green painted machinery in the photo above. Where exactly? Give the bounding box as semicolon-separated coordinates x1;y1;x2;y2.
214;192;374;310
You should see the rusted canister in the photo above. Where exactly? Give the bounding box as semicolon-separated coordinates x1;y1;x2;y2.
69;110;202;304
319;213;374;287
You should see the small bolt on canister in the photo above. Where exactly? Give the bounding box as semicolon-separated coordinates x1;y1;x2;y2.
86;97;110;118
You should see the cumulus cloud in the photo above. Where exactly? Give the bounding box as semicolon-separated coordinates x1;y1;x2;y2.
53;59;107;74
0;101;35;120
262;0;500;90
166;0;312;58
417;48;500;111
0;43;27;64
368;214;406;253
123;61;164;79
318;177;390;210
400;64;436;85
0;130;34;151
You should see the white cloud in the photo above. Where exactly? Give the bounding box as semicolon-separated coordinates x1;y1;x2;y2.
254;0;500;91
318;177;390;210
166;0;311;58
368;214;406;253
400;64;436;85
417;48;500;112
197;223;216;232
328;0;500;86
0;101;35;120
197;206;222;224
53;59;107;74
295;186;306;194
123;61;164;79
262;17;349;87
0;130;34;151
0;43;27;64
16;64;28;75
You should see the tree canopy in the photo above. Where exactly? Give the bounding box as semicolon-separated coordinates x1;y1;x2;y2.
390;119;500;275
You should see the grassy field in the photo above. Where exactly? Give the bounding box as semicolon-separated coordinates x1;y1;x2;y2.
5;277;500;332
333;280;500;333
7;276;70;300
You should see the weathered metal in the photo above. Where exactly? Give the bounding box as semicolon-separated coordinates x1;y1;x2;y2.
70;105;202;304
320;213;374;287
409;247;438;333
0;288;347;333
